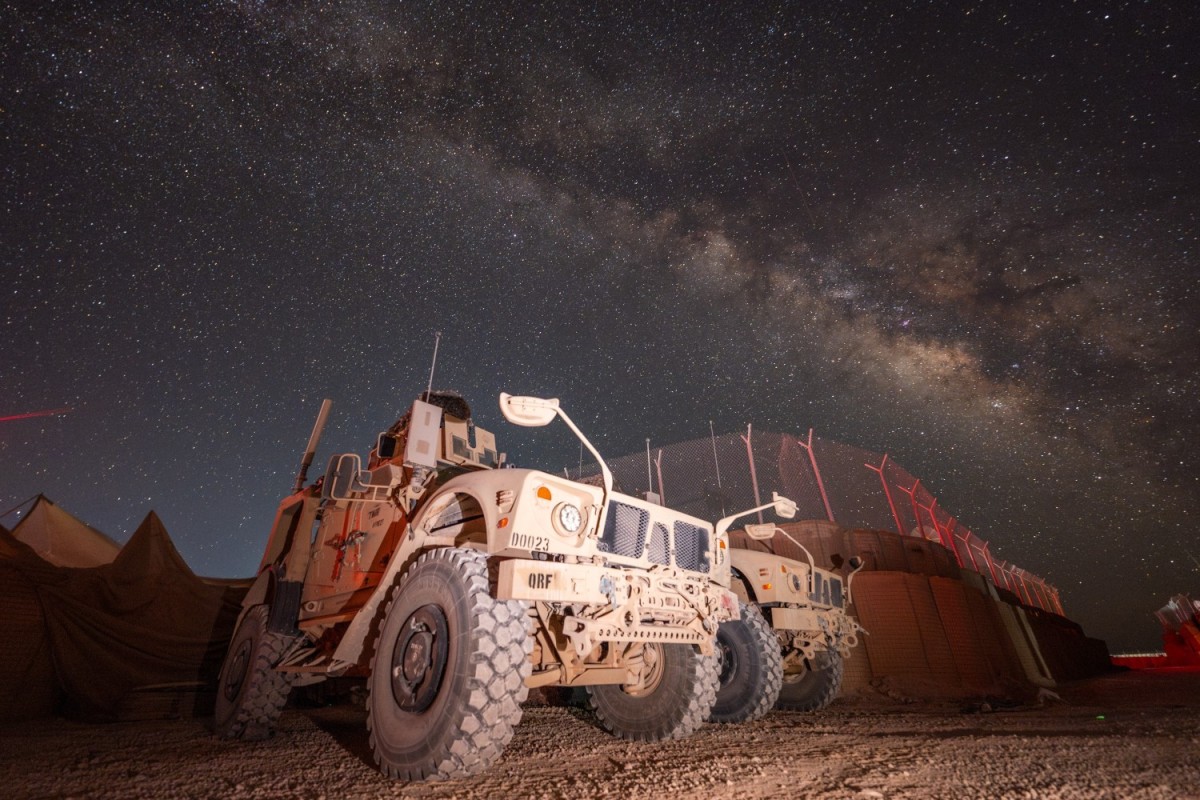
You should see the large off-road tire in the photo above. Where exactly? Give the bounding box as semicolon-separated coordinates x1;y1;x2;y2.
213;604;295;740
709;602;784;723
585;643;718;741
776;645;844;712
367;547;532;781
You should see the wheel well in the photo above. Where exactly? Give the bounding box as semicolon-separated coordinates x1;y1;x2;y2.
417;490;491;547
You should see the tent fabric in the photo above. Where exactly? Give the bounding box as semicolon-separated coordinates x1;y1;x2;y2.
0;508;247;721
10;496;121;567
0;529;60;719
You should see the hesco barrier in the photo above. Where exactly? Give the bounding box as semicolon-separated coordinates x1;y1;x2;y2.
734;521;1109;694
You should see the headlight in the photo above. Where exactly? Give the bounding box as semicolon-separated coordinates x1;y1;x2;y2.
555;502;583;534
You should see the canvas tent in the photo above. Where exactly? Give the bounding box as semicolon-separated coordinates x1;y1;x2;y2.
0;500;247;721
9;495;122;567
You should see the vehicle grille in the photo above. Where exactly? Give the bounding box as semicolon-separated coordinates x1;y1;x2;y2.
648;522;669;565
811;573;844;608
599;501;712;575
673;521;710;573
599;501;648;559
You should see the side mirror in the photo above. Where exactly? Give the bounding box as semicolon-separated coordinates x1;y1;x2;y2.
744;522;777;541
772;492;797;519
499;393;560;427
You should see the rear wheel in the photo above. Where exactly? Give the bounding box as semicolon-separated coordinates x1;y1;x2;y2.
213;604;295;740
709;602;783;723
776;645;844;712
367;547;532;781
585;643;718;741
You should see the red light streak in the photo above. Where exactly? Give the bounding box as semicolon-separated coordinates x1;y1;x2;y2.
0;407;72;423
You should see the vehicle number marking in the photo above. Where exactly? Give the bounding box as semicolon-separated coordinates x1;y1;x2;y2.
528;572;555;590
510;531;550;552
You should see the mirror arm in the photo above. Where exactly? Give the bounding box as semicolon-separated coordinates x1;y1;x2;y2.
549;406;614;529
766;526;816;596
846;556;867;606
715;501;777;539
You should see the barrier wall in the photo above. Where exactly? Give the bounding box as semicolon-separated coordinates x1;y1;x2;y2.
736;521;1109;696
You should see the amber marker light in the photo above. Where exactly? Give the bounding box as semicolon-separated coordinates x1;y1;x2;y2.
536;486;553;501
498;517;509;528
762;583;773;591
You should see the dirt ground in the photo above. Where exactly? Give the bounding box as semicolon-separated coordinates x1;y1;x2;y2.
3;670;1198;800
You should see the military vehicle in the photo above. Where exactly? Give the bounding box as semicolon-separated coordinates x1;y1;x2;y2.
214;390;796;781
709;522;863;722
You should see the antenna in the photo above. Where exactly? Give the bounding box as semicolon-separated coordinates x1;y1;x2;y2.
425;331;442;399
645;438;652;493
1188;551;1200;572
293;399;333;493
654;448;665;507
710;420;725;516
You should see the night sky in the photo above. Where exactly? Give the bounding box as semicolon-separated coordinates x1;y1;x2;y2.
2;2;1196;651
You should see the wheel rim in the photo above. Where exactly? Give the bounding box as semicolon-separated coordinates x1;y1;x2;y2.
716;630;738;688
391;604;450;713
223;639;252;701
624;643;665;697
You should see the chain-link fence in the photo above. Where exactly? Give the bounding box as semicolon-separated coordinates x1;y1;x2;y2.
566;428;1063;616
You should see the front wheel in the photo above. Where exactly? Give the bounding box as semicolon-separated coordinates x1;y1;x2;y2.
709;601;783;723
367;547;532;781
776;645;844;712
585;642;718;742
213;604;295;740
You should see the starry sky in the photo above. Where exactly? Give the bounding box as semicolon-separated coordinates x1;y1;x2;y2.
2;2;1196;651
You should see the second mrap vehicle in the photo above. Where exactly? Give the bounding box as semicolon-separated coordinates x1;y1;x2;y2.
709;522;863;722
214;390;795;781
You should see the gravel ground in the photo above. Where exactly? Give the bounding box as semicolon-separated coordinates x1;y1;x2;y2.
3;670;1198;800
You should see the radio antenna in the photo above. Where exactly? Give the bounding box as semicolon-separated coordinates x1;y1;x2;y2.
425;331;442;399
293;399;332;493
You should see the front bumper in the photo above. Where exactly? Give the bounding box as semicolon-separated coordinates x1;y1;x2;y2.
497;559;735;656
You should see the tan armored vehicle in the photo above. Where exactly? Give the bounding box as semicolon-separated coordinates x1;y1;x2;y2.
709;520;862;722
214;390;793;781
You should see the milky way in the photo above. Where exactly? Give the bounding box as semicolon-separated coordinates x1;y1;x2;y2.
1;2;1196;649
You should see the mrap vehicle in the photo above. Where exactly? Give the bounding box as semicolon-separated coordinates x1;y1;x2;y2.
214;390;796;781
709;523;863;723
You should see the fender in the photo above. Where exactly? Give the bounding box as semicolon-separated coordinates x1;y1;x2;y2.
329;473;509;668
730;567;758;605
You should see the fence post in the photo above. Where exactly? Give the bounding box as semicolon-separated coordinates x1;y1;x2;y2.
865;454;905;535
896;480;928;539
795;429;835;522
982;542;1001;587
945;518;966;568
741;424;763;524
921;498;955;553
1050;586;1065;616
